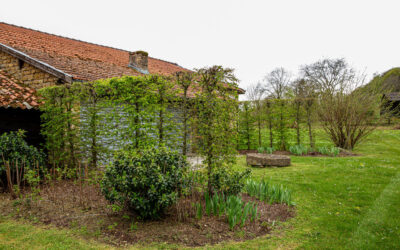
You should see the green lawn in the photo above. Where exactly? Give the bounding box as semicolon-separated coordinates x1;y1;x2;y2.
1;129;399;249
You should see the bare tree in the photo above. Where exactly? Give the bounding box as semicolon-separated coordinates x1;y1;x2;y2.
246;83;265;148
264;67;291;99
301;58;379;150
301;58;355;94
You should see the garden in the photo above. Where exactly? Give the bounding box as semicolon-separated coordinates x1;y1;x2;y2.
1;60;400;249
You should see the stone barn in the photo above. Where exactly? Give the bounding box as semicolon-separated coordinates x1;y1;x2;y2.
0;22;215;148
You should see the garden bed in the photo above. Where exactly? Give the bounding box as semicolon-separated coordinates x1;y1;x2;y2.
238;149;358;157
0;180;294;247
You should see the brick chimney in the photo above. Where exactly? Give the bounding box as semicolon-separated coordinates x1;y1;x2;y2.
128;51;149;74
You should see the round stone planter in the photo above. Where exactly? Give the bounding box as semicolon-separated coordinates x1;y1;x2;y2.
246;153;291;167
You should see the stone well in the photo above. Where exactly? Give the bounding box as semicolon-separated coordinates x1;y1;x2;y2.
246;153;291;167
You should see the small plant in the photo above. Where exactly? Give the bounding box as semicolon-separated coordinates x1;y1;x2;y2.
108;204;122;213
195;202;203;219
289;144;308;156
245;179;294;206
107;222;118;231
130;221;138;231
264;147;274;154
202;193;258;230
317;146;340;157
257;147;264;153
330;147;340;157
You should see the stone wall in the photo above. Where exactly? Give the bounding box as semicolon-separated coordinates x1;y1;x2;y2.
0;50;59;90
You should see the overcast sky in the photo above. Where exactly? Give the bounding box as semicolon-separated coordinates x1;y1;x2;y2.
1;0;399;97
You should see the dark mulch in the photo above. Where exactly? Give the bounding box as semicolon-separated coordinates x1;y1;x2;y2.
238;149;358;157
0;180;294;247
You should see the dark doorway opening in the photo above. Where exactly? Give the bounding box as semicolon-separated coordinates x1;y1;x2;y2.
0;107;43;148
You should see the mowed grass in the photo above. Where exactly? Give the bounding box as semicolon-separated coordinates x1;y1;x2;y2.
222;128;400;249
0;129;399;249
0;217;109;250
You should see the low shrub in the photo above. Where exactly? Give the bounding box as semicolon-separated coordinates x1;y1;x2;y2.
289;144;308;156
245;179;294;206
317;146;340;157
209;167;251;196
101;148;189;219
257;147;264;153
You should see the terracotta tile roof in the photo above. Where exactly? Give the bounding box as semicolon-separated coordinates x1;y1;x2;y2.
0;70;40;109
0;22;189;81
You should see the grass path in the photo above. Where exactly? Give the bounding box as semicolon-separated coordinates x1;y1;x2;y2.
349;170;400;249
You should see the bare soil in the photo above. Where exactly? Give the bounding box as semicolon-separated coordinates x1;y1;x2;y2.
238;149;358;157
0;180;294;247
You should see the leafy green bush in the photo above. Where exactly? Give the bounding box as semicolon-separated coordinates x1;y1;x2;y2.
289;144;308;156
245;179;294;206
209;167;251;196
317;146;340;157
257;147;264;153
0;130;45;176
101;148;189;219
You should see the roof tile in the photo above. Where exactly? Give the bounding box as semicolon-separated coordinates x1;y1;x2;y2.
0;22;189;82
0;70;41;109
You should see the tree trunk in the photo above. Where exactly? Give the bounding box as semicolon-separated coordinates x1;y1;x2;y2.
296;101;301;145
279;102;285;151
90;98;98;168
134;102;140;149
306;103;315;150
258;118;262;148
66;101;76;169
159;106;164;145
182;89;188;155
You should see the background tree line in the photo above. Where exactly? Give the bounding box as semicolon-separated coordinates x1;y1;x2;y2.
238;58;386;151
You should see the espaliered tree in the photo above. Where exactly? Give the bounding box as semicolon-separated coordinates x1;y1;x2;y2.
300;79;317;150
291;79;305;146
238;101;254;150
175;71;195;155
78;82;101;168
107;76;159;150
149;74;178;148
264;67;292;150
264;98;274;148
40;75;179;171
246;83;264;148
40;85;80;175
193;66;239;194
